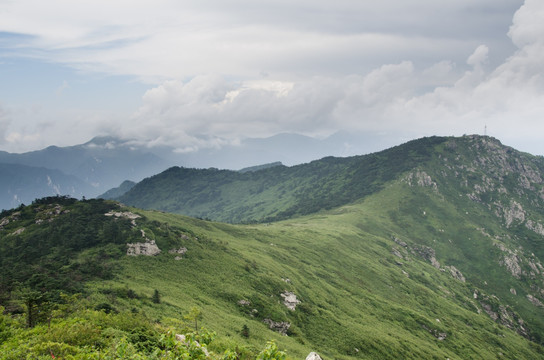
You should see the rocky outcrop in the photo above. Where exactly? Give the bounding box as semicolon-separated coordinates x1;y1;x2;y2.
9;227;25;236
0;217;9;229
169;247;188;260
127;240;161;256
305;352;323;360
497;201;526;227
421;324;447;341
527;294;543;307
281;291;300;310
391;247;404;259
480;295;529;337
105;210;141;226
404;170;438;192
496;243;522;279
393;236;408;248
413;245;440;269
263;319;290;336
526;220;544;236
446;265;466;282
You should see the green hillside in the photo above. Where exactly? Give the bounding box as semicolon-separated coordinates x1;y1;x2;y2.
2;135;544;359
117;136;447;223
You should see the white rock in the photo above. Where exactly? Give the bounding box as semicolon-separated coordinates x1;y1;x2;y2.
305;352;323;360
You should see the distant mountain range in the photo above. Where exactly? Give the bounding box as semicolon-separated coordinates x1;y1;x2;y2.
0;132;397;210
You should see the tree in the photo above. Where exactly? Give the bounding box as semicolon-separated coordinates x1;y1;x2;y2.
14;287;47;328
152;289;161;304
241;324;250;338
184;306;203;332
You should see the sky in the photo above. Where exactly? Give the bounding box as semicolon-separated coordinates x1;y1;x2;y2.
1;0;543;157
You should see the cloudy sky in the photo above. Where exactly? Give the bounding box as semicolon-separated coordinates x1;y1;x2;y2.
1;0;543;157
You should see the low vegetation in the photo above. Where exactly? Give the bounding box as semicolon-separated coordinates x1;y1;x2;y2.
2;135;544;358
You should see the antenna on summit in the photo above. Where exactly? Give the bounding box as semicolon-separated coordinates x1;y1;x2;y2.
484;125;487;137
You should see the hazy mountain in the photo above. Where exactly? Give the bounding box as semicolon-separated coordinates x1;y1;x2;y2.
153;131;401;170
0;132;396;211
98;180;137;199
3;134;544;357
0;163;93;210
0;136;168;196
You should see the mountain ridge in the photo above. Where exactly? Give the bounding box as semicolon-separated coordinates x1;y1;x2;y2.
2;134;544;358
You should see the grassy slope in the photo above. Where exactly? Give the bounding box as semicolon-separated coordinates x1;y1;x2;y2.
92;178;544;359
3;136;544;358
117;137;447;223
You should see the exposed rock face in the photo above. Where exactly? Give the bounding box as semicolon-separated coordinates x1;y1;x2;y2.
105;210;141;220
480;296;529;337
0;217;9;228
281;291;301;310
105;210;141;226
391;247;404;259
413;245;440;269
496;243;522;279
526;220;544;236
421;324;447;341
499;201;526;227
446;265;466;282
127;240;161;256
169;247;188;260
237;299;251;306
393;236;408;248
527;294;543;307
9;227;25;236
405;170;438;192
305;352;323;360
263;319;290;335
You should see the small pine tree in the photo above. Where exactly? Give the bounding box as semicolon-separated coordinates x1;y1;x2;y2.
241;324;250;338
152;289;160;304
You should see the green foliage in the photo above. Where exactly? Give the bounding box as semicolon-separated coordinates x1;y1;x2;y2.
117;137;448;223
152;289;161;304
3;136;544;359
185;306;203;332
256;341;286;360
241;324;250;338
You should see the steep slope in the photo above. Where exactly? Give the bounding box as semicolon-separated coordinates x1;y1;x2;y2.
3;136;544;359
2;187;544;358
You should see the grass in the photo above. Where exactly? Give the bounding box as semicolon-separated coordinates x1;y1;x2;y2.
80;179;544;359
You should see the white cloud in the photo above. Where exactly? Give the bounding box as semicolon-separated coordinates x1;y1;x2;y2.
118;0;544;156
0;0;520;80
1;0;543;156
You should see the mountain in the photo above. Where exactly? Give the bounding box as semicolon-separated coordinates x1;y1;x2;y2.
0;132;393;211
238;161;283;173
0;163;93;210
2;135;544;359
98;180;137;199
0;136;168;196
115;136;450;222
